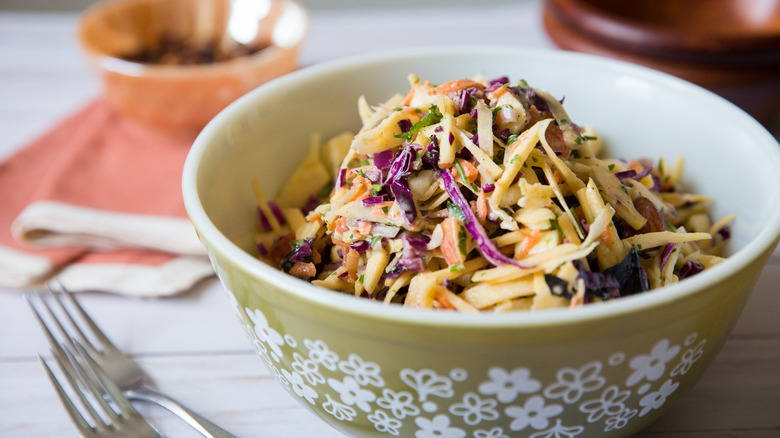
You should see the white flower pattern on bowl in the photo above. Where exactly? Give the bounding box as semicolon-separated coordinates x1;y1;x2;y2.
232;298;707;437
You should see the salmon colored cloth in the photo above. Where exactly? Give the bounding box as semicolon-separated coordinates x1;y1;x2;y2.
0;99;214;296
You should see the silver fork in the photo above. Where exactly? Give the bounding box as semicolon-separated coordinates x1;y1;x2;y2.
39;337;161;437
27;284;237;438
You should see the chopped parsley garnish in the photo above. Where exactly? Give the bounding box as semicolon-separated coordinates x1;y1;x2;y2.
458;226;468;256
447;201;467;222
394;104;443;141
549;218;564;237
449;264;465;272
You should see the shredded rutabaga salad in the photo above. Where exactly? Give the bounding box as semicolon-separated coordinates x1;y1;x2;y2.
251;74;734;312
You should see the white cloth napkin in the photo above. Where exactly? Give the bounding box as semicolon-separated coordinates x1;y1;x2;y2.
0;100;214;297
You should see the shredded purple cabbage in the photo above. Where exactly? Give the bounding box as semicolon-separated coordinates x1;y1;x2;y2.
280;238;315;272
389;180;417;225
384;262;405;279
602;246;649;296
373;150;395;169
650;175;662;192
660;243;675;270
402;235;427;258
497;128;510;144
398;257;425;271
422;142;440;169
679;260;704;279
384;144;415;186
615;169;637;180
268;201;285;225
399;234;428;272
488;76;509;87
397;118;412;133
350;240;370;253
364;169;382;183
616;168;652;182
635;167;652;180
302;195;321;215
455;87;479;114
257;206;271;231
574;261;621;300
335;168;347;192
362;195;386;206
440;170;533;269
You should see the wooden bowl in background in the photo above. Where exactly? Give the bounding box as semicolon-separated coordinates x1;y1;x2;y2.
543;0;780;125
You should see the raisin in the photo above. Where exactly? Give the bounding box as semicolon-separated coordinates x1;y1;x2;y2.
633;196;665;233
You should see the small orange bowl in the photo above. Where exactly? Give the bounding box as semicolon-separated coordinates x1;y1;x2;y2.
78;0;309;138
543;0;780;124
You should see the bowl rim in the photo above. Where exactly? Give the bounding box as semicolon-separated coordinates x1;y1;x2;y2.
76;0;309;77
183;45;780;328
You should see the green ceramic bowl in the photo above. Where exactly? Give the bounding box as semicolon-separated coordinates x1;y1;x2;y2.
183;47;780;437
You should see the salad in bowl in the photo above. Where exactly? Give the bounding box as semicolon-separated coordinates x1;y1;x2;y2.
252;74;731;312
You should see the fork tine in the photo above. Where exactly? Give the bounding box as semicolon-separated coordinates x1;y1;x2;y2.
44;285;97;352
25;292;78;366
62;341;120;426
50;281;118;352
73;340;138;417
39;354;97;436
29;291;116;430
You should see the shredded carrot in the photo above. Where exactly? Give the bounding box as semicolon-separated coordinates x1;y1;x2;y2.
311;247;322;264
332;237;349;249
515;228;541;258
430;79;484;95
330;217;348;234
508;128;532;155
440;217;466;266
458;159;479;182
433;287;455;310
476;190;489;224
358;221;373;235
627;160;644;172
491;84;509;98
401;81;430;105
344;248;360;280
370;202;393;217
600;227;614;246
401;86;416;106
306;211;323;224
346;177;373;203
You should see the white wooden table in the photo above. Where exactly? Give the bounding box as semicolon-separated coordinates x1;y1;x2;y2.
1;3;779;437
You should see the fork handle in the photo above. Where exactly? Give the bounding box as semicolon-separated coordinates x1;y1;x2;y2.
124;386;237;438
